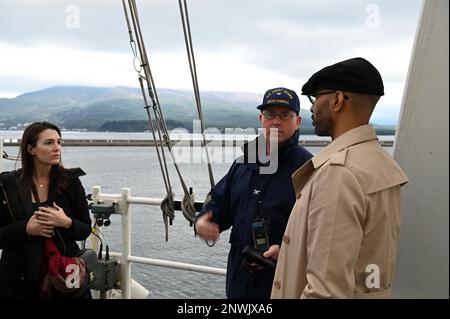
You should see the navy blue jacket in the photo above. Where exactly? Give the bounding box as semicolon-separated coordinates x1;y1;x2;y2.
196;130;312;299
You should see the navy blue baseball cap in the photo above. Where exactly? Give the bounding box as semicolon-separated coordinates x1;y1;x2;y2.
256;87;300;114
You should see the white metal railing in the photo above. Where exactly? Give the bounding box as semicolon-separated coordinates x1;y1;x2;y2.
91;186;226;299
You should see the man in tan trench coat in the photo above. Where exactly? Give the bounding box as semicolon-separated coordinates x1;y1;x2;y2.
271;57;409;299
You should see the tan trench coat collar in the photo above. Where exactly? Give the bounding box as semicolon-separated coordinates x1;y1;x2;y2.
312;124;378;169
292;125;378;198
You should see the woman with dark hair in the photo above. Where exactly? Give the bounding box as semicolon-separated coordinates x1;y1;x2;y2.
0;121;92;299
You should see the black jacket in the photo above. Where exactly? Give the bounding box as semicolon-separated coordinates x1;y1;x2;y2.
0;168;91;299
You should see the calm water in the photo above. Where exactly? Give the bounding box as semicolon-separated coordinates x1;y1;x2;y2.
1;134;394;299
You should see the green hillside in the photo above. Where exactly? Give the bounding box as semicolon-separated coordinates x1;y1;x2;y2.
0;85;393;134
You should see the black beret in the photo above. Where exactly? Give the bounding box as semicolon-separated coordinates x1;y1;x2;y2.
301;57;384;96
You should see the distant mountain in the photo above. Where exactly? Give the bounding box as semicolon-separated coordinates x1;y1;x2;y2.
0;85;394;134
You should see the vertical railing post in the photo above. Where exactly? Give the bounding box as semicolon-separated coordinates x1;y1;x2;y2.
121;188;132;299
92;186;101;202
90;186;103;299
91;186;103;255
0;138;4;173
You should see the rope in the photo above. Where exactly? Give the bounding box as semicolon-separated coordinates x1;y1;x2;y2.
124;0;174;241
122;0;198;238
202;191;215;247
138;76;172;197
122;0;142;74
181;192;196;225
178;0;215;189
160;192;175;242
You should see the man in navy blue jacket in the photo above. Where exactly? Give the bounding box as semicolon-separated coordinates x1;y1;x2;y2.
195;87;312;299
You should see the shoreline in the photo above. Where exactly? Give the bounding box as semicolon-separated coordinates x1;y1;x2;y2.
1;138;394;147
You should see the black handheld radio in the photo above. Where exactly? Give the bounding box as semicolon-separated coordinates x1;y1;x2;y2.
251;210;270;252
244;207;272;287
251;221;269;252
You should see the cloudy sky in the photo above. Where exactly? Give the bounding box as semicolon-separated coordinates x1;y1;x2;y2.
0;0;422;124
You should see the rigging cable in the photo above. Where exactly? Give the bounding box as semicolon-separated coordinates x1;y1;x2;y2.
178;0;215;189
122;0;197;240
178;0;217;247
123;0;174;241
